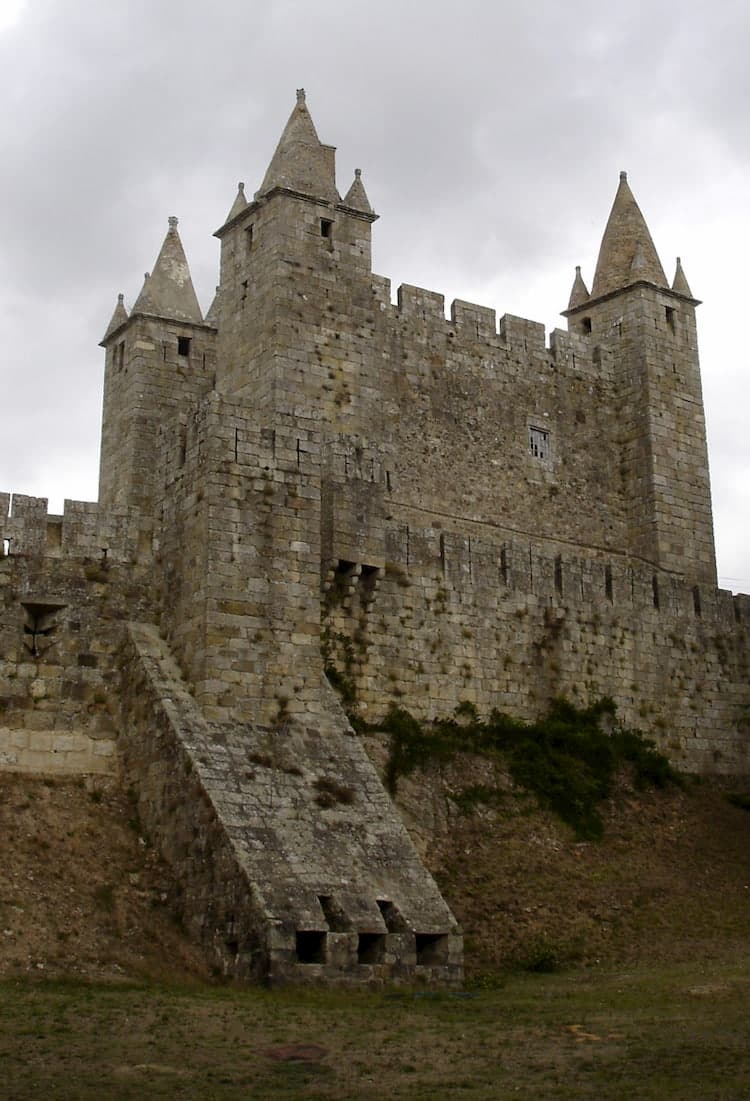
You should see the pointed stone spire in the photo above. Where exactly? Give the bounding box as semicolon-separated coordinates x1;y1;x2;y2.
342;168;373;214
102;292;129;342
591;171;667;299
256;88;339;203
205;285;221;327
131;216;204;324
672;256;693;298
224;181;248;224
567;265;590;310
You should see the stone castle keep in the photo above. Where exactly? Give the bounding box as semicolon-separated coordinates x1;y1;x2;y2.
2;90;749;984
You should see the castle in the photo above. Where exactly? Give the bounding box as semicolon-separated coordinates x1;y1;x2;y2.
1;90;748;985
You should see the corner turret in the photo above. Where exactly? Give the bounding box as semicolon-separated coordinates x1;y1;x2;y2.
98;217;215;512
102;293;129;343
342;168;374;215
567;265;589;310
563;172;715;585
671;256;695;299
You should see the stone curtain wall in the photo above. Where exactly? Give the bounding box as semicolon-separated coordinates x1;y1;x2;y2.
323;512;750;775
0;498;154;775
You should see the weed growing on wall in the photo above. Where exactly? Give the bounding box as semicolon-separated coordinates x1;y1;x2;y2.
368;697;681;841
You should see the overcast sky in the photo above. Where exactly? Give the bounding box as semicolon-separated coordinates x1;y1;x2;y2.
1;0;749;590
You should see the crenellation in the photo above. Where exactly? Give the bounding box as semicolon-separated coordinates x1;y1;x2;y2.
450;299;497;341
396;283;446;323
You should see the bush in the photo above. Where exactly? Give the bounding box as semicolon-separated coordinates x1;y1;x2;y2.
372;697;681;841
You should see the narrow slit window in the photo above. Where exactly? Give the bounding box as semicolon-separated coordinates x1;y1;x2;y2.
245;224;254;252
529;426;550;461
581;316;592;334
665;306;676;331
500;546;509;586
177;336;191;357
320;218;333;239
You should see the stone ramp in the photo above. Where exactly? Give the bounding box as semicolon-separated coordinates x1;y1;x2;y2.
119;622;462;985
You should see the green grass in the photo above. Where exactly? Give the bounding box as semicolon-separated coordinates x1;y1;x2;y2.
1;959;749;1098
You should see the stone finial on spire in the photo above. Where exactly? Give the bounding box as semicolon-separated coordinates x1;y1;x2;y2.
590;172;668;299
672;256;694;298
342;167;374;215
223;181;248;225
168;215;179;230
255;89;340;203
567;265;590;310
131;217;204;324
101;291;129;343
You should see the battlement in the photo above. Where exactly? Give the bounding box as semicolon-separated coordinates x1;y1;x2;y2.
0;493;150;564
388;282;601;381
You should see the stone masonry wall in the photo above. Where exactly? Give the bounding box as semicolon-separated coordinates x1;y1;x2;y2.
323;503;750;775
157;393;325;726
0;495;155;774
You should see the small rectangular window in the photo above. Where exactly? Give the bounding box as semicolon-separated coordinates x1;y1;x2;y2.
296;930;326;964
529;426;550;461
665;306;676;331
245;224;254;251
320;218;333;239
177;336;191;357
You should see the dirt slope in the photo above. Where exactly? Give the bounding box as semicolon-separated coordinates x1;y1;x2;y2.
389;751;750;980
0;774;208;982
1;760;749;983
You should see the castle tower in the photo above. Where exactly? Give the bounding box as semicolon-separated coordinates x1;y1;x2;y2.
212;90;378;427
98;217;216;514
563;172;716;585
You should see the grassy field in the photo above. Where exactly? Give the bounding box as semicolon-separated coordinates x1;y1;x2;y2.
2;958;750;1100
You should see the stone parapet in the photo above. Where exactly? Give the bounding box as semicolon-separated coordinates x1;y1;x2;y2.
0;494;149;564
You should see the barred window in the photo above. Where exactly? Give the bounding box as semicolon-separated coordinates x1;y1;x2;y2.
529;426;550;461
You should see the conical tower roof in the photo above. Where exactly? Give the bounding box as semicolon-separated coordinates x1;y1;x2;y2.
591;172;667;299
205;285;221;328
567;265;590;310
101;292;129;342
224;182;248;225
131;216;204;324
672;256;693;298
256;89;339;203
342;168;373;214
